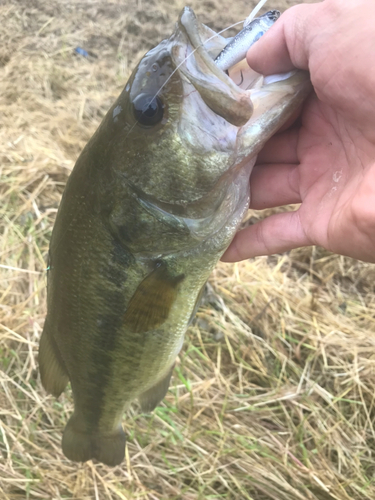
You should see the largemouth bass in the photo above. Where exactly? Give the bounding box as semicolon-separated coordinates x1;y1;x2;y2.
39;7;311;466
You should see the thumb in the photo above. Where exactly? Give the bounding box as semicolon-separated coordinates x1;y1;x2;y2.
246;2;322;75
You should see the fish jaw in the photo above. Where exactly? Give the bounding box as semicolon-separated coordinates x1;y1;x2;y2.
174;7;254;127
236;70;312;161
171;7;312;168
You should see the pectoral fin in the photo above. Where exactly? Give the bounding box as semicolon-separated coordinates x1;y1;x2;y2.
123;262;184;333
138;364;175;412
39;324;69;397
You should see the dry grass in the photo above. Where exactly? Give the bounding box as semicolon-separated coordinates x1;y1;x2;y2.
1;0;375;499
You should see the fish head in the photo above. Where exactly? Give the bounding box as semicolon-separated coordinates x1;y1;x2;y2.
260;10;281;23
92;7;311;252
100;7;254;209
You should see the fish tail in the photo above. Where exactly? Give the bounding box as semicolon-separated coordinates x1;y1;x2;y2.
62;413;126;466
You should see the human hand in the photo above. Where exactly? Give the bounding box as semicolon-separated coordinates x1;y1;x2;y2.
222;0;375;263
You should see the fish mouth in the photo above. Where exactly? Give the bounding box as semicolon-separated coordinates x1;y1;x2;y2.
119;8;311;248
175;7;254;127
174;7;311;134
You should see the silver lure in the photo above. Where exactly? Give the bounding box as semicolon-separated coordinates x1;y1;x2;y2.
214;10;280;71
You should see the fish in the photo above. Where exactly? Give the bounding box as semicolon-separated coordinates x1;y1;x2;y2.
215;10;280;71
39;6;311;467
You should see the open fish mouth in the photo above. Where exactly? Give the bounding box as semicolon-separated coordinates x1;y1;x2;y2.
174;6;310;133
174;7;255;127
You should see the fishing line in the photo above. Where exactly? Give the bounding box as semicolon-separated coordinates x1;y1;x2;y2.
244;0;270;26
150;0;269;103
151;19;244;101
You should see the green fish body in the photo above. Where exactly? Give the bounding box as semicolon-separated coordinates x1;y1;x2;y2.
39;7;311;466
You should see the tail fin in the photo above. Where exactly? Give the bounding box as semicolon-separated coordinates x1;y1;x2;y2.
62;414;126;466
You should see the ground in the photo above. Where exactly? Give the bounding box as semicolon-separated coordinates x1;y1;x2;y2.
1;0;375;499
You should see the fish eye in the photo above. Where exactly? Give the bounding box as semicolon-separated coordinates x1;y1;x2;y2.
132;93;164;126
268;10;280;21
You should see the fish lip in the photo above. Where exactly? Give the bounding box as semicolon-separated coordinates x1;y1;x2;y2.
174;6;254;127
176;7;232;85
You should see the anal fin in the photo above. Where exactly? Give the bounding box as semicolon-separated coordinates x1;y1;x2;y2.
138;364;175;413
39;325;69;397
